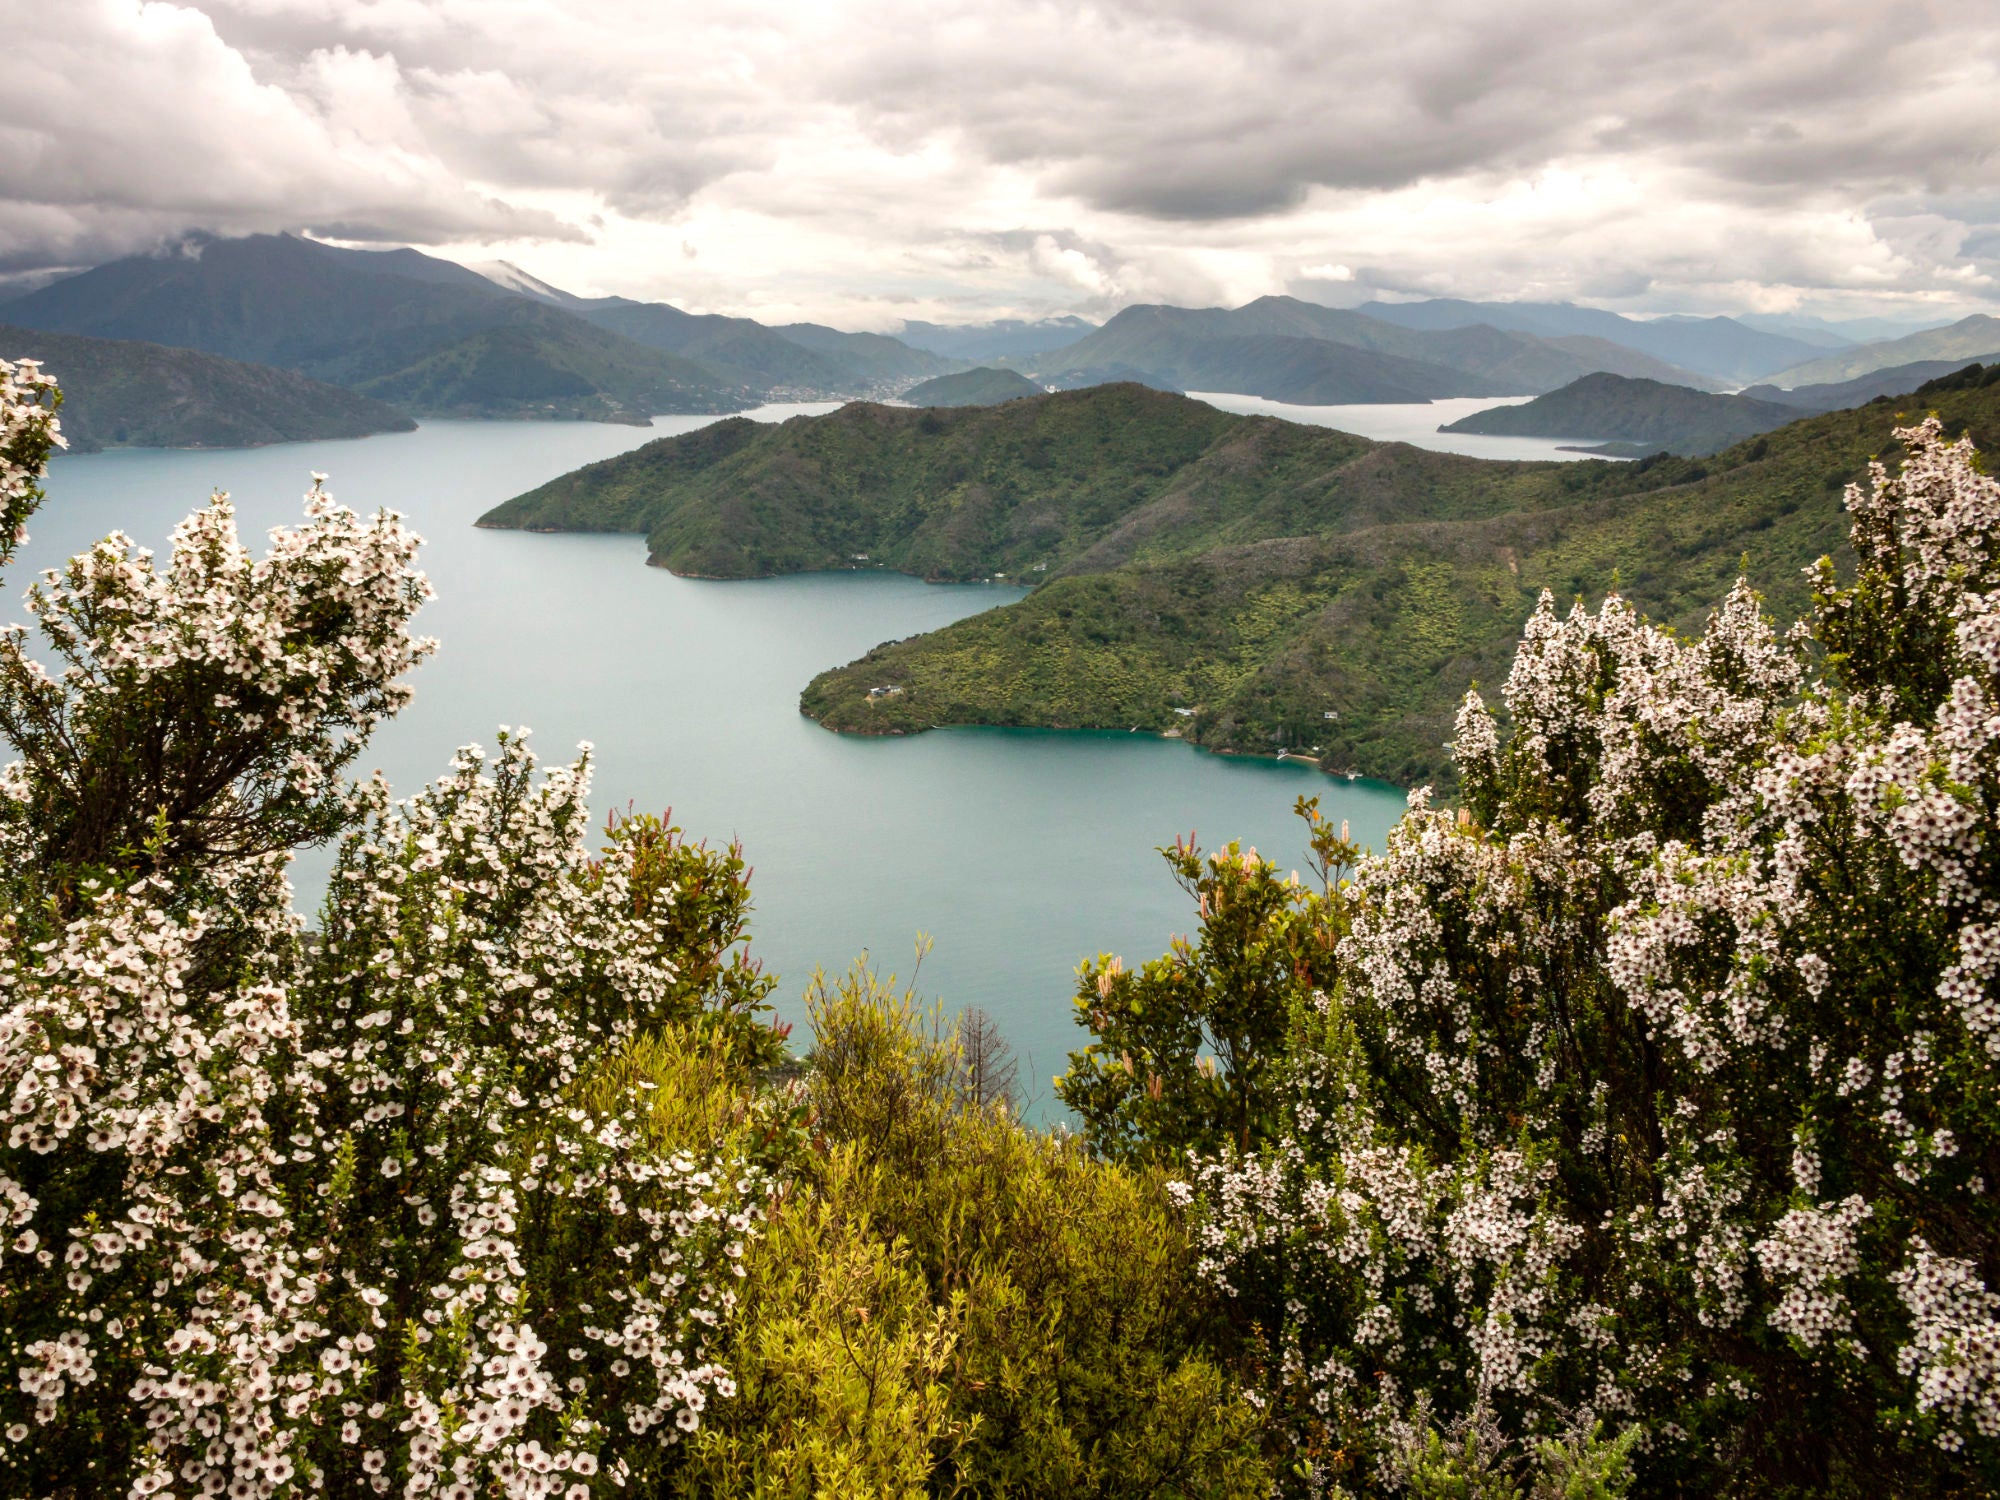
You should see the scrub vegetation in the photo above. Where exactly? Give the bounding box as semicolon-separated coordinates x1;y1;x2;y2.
5;359;1999;1499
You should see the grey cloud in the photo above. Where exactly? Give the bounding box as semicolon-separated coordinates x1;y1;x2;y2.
807;0;1998;221
0;0;582;269
0;0;1995;320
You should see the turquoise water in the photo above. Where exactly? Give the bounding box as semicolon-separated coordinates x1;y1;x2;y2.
22;410;1410;1104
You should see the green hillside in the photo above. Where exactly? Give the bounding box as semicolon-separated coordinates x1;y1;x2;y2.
1439;372;1800;454
1770;313;2000;387
479;385;1252;577
900;366;1043;406
580;302;858;393
350;319;739;423
481;378;2000;786
799;384;2000;785
776;323;960;385
0;324;415;452
5;234;743;421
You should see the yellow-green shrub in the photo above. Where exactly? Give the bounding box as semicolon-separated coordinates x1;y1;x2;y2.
669;960;1271;1499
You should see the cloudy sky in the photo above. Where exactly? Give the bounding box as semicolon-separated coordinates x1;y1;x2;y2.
5;0;1998;329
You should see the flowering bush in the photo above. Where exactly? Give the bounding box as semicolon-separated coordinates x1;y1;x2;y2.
0;368;783;1498
1164;419;2000;1496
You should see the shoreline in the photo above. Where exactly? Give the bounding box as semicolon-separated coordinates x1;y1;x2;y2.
798;707;1395;788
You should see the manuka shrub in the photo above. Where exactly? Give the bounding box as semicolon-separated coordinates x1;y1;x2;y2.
1163;419;2000;1497
0;364;790;1499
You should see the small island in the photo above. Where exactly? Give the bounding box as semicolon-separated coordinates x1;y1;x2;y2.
1438;371;1799;455
898;366;1044;406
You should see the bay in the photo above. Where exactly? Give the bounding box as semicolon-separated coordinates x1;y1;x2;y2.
1189;391;1622;462
23;407;1410;1108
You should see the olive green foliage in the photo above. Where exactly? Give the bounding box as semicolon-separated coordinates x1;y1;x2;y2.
804;380;2000;785
599;807;790;1071
1395;1417;1637;1500
678;958;1272;1499
1056;797;1359;1163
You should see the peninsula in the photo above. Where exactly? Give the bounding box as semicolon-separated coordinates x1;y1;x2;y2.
481;374;2000;785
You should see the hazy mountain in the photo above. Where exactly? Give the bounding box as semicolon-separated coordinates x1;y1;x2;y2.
1439;372;1799;455
1041;363;1183;393
1764;315;2000;389
773;324;960;386
1188;297;1719;388
3;234;739;420
1741;353;2000;411
900;367;1043;406
898;316;1098;361
1355;298;1824;384
1738;311;1960;347
0;323;414;452
579;302;862;392
1042;311;1510;403
1033;298;1709;403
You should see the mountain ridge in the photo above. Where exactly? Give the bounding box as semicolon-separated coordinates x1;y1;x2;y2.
1354;297;1827;383
1765;314;2000;389
0;323;416;452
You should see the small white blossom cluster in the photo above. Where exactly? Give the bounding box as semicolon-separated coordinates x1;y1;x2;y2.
0;370;770;1499
1894;1239;2000;1450
1179;420;2000;1486
0;355;61;563
0;479;436;867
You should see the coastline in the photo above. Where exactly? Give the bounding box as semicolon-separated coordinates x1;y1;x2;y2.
798;707;1395;787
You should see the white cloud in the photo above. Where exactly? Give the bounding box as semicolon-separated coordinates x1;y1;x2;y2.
0;0;1994;323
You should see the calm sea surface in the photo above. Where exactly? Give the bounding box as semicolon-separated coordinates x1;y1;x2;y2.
1191;391;1618;462
16;396;1522;1103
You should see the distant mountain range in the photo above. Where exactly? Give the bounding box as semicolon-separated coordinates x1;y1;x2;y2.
900;367;1044;406
1439;373;1800;455
1737;311;1962;347
1743;352;2000;411
1354;298;1830;385
0;235;964;425
1017;296;1719;406
1434;354;2000;457
0;323;414;452
898;317;1098;361
1762;315;2000;389
3;231;1993;449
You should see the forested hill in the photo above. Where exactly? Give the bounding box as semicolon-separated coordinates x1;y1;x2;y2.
900;366;1044;406
0;325;415;452
1438;372;1801;454
482;379;2000;785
